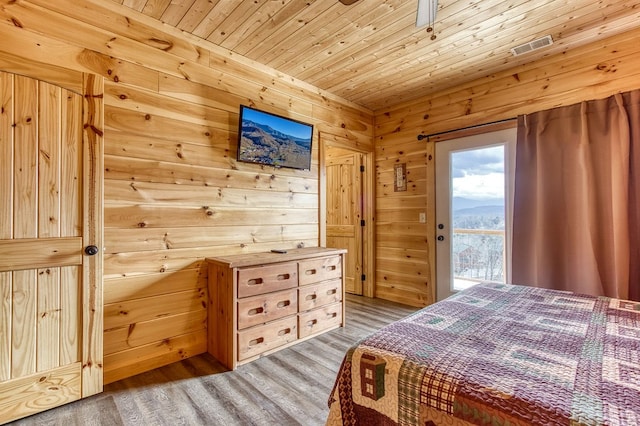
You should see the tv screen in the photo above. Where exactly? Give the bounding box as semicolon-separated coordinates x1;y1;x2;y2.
237;105;313;170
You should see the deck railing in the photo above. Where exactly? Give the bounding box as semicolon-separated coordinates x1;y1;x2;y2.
452;228;505;288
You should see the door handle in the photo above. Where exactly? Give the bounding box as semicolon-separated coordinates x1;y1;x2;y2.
85;245;99;256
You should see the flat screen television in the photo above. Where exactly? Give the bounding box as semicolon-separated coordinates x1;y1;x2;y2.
237;105;313;170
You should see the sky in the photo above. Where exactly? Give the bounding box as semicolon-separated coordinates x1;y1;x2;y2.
242;106;312;140
451;145;505;200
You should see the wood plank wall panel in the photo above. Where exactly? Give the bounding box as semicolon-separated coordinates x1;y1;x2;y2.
0;0;373;382
373;26;640;308
374;135;432;307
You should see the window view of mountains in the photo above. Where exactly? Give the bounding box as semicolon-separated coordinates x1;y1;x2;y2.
238;119;312;170
452;197;505;230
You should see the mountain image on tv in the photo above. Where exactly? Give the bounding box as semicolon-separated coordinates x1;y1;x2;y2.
238;108;313;170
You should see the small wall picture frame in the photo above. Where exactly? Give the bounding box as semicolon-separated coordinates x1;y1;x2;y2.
394;163;407;192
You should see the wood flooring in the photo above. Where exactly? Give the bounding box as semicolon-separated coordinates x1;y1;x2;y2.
10;295;418;426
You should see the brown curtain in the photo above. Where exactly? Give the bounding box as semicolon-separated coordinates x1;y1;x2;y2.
512;90;640;301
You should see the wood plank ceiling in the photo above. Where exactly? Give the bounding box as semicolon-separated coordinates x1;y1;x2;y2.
112;0;639;111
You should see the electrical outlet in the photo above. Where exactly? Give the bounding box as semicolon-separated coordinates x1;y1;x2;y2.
419;212;426;223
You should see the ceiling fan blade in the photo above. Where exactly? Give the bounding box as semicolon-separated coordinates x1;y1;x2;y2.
339;0;360;5
416;0;438;28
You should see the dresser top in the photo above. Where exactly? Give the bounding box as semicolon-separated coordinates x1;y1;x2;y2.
205;247;346;269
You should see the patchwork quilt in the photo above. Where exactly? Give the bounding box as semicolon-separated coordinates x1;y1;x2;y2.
326;283;640;425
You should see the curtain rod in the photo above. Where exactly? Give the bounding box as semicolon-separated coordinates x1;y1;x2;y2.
416;117;516;141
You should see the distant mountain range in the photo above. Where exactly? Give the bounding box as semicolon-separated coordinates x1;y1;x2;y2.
453;197;504;216
243;119;311;148
239;119;311;169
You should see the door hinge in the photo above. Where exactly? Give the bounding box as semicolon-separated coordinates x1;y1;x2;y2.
361;274;366;281
360;165;365;172
360;219;365;226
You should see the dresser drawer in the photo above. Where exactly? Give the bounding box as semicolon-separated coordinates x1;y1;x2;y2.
237;316;297;361
298;255;342;286
298;279;342;312
298;302;342;338
237;288;298;330
237;263;298;298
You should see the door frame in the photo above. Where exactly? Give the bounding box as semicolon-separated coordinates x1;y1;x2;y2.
319;132;375;298
81;73;104;397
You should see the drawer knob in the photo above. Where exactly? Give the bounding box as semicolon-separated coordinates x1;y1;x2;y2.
306;319;318;327
276;300;291;308
326;289;337;295
305;294;317;301
247;278;264;286
276;273;290;281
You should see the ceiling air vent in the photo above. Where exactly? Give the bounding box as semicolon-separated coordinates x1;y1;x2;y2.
510;35;553;56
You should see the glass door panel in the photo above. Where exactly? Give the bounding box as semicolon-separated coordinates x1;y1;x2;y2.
435;128;516;301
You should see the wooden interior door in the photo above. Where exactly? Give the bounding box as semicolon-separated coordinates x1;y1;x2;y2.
0;70;103;423
326;148;363;295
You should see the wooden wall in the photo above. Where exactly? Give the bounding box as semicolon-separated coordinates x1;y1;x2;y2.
374;26;640;308
0;0;373;383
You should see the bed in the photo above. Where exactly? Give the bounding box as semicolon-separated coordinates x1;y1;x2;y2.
326;283;640;425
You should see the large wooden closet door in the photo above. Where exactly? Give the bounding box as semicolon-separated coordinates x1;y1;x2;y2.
326;149;363;295
0;70;103;423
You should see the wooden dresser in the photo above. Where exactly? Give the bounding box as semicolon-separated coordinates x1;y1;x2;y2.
206;247;347;370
